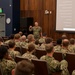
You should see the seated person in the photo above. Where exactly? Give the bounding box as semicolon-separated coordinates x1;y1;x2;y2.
40;44;70;75
0;45;16;75
54;38;62;52
8;40;21;59
14;60;34;75
22;43;38;61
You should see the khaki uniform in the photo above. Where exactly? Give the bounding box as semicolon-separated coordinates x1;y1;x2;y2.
22;52;38;61
0;58;16;75
40;55;69;75
8;49;21;59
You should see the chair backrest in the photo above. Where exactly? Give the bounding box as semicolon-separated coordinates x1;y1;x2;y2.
32;59;48;75
35;49;46;59
53;52;62;61
21;47;27;55
65;53;75;74
0;65;3;75
15;47;22;54
15;56;28;63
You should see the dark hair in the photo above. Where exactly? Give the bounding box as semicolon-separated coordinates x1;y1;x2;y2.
0;45;8;60
15;60;34;75
8;40;15;48
56;38;62;45
45;37;53;44
9;34;14;39
35;40;39;45
45;44;54;53
28;44;35;52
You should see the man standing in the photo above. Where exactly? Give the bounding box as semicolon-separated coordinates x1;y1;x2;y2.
29;22;42;40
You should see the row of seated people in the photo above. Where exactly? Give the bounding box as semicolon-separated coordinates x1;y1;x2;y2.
0;32;75;75
0;43;75;75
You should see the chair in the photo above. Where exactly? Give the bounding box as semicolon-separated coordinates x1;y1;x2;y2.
32;59;61;75
15;56;28;63
53;52;63;61
21;47;27;55
65;53;75;74
32;59;49;75
35;49;46;59
0;65;3;75
15;47;22;54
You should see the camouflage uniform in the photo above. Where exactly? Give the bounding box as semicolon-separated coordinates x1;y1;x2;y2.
22;52;38;61
8;49;21;59
60;60;70;75
40;55;70;75
29;26;42;39
0;58;16;75
61;47;71;59
54;45;62;52
39;38;45;44
15;41;21;47
20;41;28;49
72;70;75;75
40;55;60;74
68;45;75;53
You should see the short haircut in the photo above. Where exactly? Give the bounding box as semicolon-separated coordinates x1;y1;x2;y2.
8;40;15;48
15;60;34;75
62;39;69;47
14;33;21;39
70;38;75;44
45;37;53;44
27;34;34;42
56;38;62;45
28;44;35;52
45;44;54;53
0;45;8;60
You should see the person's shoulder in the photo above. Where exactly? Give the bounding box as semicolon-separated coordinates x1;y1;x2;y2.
40;55;46;60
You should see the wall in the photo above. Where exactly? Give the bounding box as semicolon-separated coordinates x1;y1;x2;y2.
20;0;75;40
0;0;20;36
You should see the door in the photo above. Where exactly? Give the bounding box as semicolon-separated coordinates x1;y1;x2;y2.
0;14;5;37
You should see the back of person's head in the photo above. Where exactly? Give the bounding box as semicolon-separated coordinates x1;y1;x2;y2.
35;40;39;45
45;44;54;53
19;31;23;36
42;33;47;37
27;34;34;42
28;44;35;52
20;35;26;41
0;45;8;60
8;40;15;48
56;38;62;45
15;60;34;75
61;34;67;40
45;37;53;44
62;39;69;47
14;33;21;40
9;34;14;40
69;38;75;45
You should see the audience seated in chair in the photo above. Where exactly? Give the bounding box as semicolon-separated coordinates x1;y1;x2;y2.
40;44;70;75
0;45;16;75
22;43;38;61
